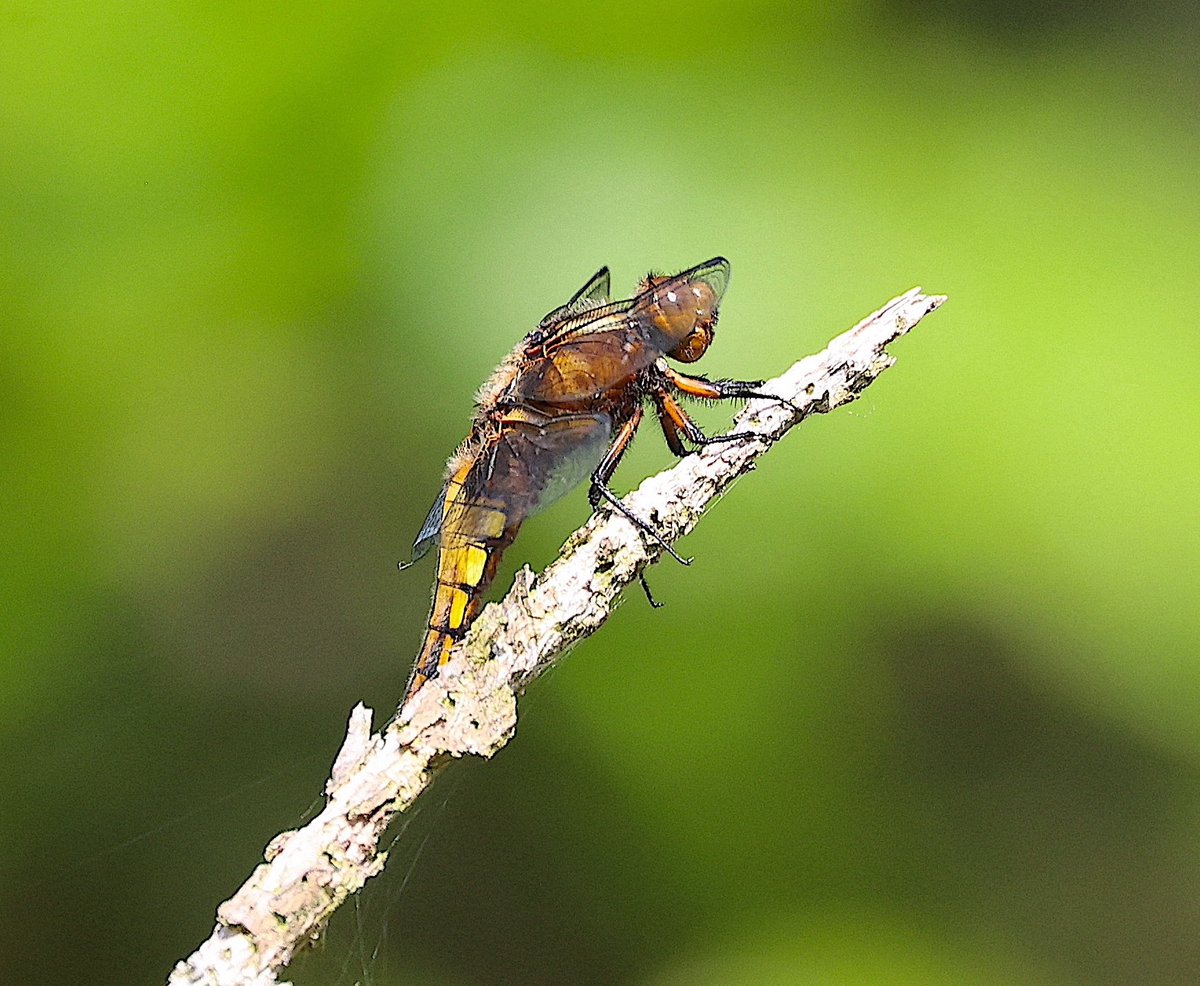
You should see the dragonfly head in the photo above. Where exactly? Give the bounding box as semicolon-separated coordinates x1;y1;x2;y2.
640;274;721;364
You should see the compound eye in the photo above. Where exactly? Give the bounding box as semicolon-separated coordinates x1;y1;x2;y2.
670;325;712;363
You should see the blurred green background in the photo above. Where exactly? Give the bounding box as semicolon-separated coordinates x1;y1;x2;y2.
3;1;1198;983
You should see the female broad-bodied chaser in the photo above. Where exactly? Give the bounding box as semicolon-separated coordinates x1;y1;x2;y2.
401;257;788;702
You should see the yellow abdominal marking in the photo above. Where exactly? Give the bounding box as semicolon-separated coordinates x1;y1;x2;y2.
474;506;507;538
448;586;468;629
461;544;488;585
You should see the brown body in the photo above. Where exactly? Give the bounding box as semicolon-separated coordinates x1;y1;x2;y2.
403;257;775;702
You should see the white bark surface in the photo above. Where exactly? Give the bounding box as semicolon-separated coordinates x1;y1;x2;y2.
169;287;946;985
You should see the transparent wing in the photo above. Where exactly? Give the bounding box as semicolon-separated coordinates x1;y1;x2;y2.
484;411;613;518
535;256;730;352
667;255;731;308
538;266;612;328
409;483;449;562
407;412;613;562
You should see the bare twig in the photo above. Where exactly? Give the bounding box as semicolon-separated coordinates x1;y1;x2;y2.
168;288;946;985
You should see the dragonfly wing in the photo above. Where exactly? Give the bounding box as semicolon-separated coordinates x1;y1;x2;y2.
496;410;614;516
410;482;449;561
409;411;613;560
538;266;612;327
467;410;613;526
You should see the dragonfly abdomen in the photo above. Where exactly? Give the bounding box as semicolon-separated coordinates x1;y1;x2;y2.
403;462;519;702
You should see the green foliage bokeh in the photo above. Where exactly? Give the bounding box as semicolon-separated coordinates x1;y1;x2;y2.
2;2;1197;984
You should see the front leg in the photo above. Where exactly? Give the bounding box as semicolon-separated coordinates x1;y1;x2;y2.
664;366;803;415
588;405;691;566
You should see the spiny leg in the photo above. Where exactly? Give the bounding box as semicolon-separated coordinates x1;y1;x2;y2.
591;478;691;565
664;366;804;416
607;407;672;606
654;387;690;457
653;387;774;457
637;569;664;608
588;406;691;566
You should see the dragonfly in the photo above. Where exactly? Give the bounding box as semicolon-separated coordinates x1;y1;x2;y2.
400;257;789;703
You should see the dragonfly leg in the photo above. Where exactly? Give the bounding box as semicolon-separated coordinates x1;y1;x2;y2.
654;387;770;454
588;406;692;566
653;388;690;457
665;366;804;416
591;478;691;565
637;568;664;608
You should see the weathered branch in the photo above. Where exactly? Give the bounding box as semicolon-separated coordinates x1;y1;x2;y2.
169;288;946;985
